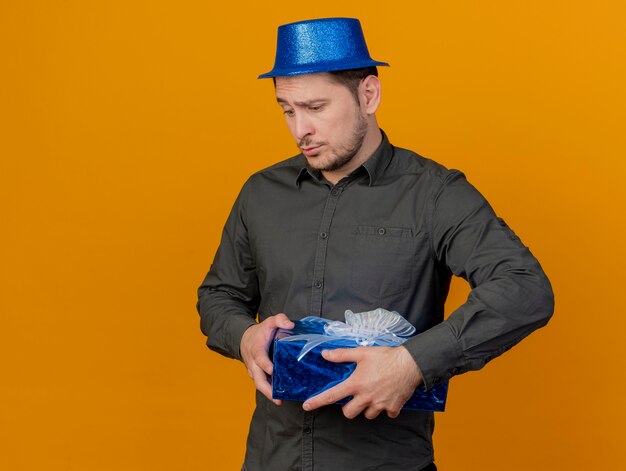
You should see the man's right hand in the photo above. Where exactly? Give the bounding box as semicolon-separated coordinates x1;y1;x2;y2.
240;313;294;405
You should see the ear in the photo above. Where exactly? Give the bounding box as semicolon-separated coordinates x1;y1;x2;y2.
359;75;382;114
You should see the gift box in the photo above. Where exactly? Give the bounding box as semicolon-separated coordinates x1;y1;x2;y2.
271;309;448;412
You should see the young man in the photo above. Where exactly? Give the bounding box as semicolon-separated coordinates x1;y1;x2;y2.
197;18;553;471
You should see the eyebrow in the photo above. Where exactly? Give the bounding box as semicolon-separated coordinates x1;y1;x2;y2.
276;98;328;106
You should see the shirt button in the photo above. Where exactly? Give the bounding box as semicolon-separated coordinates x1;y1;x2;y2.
320;232;328;239
378;227;386;236
314;281;322;289
330;188;339;196
303;427;312;434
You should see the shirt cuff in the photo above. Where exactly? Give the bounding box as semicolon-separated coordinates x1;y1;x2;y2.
210;314;257;362
402;321;465;390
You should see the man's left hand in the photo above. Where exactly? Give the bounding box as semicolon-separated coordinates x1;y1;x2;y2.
302;345;423;419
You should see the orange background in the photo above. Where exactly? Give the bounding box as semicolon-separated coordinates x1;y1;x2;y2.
1;1;625;470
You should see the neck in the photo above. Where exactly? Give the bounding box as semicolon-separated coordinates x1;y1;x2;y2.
322;121;382;185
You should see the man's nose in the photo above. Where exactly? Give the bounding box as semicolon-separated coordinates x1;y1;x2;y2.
294;113;314;141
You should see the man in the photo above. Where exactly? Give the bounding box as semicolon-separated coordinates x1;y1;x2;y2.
197;17;554;471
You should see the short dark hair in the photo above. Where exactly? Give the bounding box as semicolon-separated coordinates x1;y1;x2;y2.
272;66;379;103
327;66;379;103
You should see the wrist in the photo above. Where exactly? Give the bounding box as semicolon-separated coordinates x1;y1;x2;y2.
239;323;257;361
399;345;423;388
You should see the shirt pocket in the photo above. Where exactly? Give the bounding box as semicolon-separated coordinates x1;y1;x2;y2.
350;225;425;298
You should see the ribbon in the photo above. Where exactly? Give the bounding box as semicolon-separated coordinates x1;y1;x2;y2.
277;308;416;361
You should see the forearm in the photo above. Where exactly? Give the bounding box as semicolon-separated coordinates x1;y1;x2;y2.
405;170;555;388
197;286;257;360
404;267;554;388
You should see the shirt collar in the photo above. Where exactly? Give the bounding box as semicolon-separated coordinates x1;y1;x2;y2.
361;129;393;186
294;129;393;188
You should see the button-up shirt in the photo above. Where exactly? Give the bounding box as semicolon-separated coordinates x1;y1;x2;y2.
197;131;554;471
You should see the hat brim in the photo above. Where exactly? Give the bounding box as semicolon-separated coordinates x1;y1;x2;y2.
258;59;389;79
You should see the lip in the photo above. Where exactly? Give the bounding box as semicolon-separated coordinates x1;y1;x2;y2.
301;146;321;157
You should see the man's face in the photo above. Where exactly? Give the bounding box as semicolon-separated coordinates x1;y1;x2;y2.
275;73;368;173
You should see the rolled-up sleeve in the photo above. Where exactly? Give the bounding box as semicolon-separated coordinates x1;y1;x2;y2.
404;170;555;388
197;179;258;361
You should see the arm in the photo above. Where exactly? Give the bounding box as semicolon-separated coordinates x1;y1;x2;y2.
403;170;555;389
196;180;295;403
196;182;259;361
305;171;554;417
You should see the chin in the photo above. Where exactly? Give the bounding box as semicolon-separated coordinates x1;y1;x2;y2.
306;156;330;170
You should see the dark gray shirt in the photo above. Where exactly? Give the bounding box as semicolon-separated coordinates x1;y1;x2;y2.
197;132;554;471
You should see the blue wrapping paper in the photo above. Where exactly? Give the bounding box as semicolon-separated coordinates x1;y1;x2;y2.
271;315;448;412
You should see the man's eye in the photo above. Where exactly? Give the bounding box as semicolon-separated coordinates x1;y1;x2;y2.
283;109;295;117
309;105;323;112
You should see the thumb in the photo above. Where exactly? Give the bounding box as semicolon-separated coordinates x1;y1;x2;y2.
274;313;295;329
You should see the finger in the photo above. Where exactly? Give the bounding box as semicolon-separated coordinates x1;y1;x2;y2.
250;364;274;402
386;408;401;419
254;349;274;376
363;406;382;420
272;313;295;330
251;364;283;406
303;381;353;411
341;397;368;420
321;347;364;363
